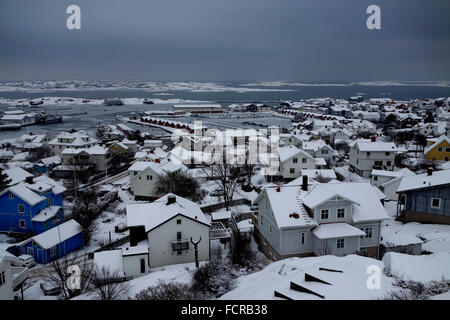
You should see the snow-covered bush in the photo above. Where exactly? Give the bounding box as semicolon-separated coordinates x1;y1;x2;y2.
132;281;207;300
382;275;450;300
191;259;238;298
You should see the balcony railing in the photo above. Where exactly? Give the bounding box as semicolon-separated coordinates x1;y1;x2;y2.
171;239;189;251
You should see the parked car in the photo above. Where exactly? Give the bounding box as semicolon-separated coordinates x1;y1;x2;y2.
115;222;128;233
16;255;36;268
40;281;61;296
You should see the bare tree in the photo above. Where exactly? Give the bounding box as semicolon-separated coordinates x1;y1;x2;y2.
91;266;129;300
317;242;333;256
44;253;94;300
203;164;241;211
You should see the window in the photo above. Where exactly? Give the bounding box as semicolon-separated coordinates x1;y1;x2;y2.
360;247;367;254
47;198;51;207
9;193;14;199
177;232;182;241
0;271;5;286
321;149;328;154
140;258;146;273
438;147;443;152
337;208;345;218
302;158;307;164
367;152;371;156
446;147;450;152
364;227;373;238
146;175;150;180
269;226;272;233
290;168;295;174
431;198;441;208
385;152;390;156
373;176;378;181
301;232;305;244
19;219;26;229
337;238;345;249
27;247;33;256
374;161;382;167
177;219;181;225
18;204;25;213
293;157;298;163
50;246;57;257
32;241;37;247
320;209;329;220
387;161;391;166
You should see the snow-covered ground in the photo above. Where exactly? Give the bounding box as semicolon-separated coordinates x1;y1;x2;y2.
220;255;395;300
383;251;450;283
382;201;450;254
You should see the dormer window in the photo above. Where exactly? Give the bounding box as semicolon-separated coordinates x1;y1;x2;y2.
320;209;329;220
337;208;345;218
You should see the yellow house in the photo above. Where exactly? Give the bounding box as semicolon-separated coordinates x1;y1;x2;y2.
424;135;450;161
108;142;129;157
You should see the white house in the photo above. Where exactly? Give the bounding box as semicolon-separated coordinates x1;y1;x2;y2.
61;146;113;173
302;140;338;162
254;181;389;261
124;194;210;274
349;140;398;178
268;146;318;180
48;131;98;156
371;168;415;201
129;160;187;200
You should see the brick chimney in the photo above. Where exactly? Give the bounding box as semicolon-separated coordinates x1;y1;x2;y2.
427;168;432;176
166;195;176;205
276;186;281;192
371;136;376;142
302;175;308;191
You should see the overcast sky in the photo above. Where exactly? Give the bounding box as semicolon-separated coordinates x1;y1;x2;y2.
0;0;449;81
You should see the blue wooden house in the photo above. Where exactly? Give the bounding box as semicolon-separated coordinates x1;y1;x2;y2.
0;175;66;234
17;219;83;264
397;169;450;225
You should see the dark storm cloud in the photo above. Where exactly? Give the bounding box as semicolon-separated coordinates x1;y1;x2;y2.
0;0;449;81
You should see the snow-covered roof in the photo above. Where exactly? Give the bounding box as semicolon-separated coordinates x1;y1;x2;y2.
371;168;414;178
23;219;82;249
122;244;149;256
94;250;124;275
126;193;210;232
303;182;389;223
424;135;450;155
38;156;62;166
255;186;317;229
397;169;450;193
301;169;337;180
1;183;45;206
303;140;335;153
354;141;398;152
312;222;365;240
31;206;61;222
4;167;33;186
278;146;313;163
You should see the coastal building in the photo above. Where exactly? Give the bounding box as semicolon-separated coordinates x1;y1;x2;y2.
17;219;83;264
129;160;187;201
349;139;398;178
424;134;450;161
0;175;66;234
48;131;98;156
254;180;388;261
397;169;450;225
